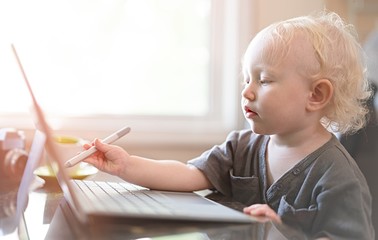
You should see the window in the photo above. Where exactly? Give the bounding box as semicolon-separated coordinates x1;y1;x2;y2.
0;0;254;146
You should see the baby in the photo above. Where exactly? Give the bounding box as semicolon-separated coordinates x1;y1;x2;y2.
84;11;375;239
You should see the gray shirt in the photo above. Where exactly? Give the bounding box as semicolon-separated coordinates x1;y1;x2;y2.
188;130;374;239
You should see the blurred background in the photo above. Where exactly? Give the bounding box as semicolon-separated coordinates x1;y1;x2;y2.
0;0;377;233
1;0;377;160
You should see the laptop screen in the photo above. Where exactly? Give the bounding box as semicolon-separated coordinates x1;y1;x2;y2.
11;44;87;223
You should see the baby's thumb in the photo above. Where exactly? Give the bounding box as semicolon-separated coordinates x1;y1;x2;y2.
94;138;111;152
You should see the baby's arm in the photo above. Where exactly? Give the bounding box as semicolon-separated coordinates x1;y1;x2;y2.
121;156;212;191
83;139;212;192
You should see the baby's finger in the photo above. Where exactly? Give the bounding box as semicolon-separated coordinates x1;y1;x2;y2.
244;205;282;224
83;142;94;150
243;204;263;212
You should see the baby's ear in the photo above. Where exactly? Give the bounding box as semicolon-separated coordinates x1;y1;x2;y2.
306;79;333;112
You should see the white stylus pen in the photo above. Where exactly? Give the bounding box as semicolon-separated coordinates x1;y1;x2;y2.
64;126;131;168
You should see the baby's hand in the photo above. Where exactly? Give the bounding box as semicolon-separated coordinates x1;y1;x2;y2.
243;204;282;224
82;139;129;176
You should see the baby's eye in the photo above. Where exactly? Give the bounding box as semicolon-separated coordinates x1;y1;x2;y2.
259;79;271;85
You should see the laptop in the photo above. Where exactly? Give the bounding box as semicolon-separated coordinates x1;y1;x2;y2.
11;44;255;225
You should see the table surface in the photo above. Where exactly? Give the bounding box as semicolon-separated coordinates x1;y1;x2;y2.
0;171;307;240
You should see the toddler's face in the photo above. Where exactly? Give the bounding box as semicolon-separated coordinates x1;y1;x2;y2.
241;31;315;136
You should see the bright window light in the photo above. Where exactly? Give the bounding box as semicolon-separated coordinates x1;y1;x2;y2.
0;0;211;116
0;0;251;144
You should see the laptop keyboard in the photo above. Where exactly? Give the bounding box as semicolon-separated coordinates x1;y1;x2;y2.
72;180;175;215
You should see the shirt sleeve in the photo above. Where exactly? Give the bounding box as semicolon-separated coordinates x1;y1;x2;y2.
187;130;265;202
187;131;239;196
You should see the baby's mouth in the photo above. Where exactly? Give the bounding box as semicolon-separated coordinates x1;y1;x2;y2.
244;106;253;113
244;106;258;117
